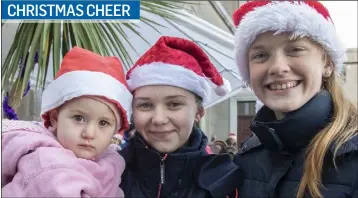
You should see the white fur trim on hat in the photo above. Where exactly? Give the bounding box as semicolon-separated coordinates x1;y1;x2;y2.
235;1;346;85
41;71;132;124
127;62;212;104
113;133;123;140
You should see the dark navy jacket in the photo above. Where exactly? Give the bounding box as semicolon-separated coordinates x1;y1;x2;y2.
234;91;358;198
120;127;242;198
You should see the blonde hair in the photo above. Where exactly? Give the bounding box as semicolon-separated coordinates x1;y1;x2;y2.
296;57;358;197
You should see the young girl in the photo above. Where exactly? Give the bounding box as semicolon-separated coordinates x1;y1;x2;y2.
2;47;132;197
232;1;357;198
120;36;241;198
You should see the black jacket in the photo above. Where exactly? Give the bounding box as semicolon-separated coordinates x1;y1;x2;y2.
234;91;358;198
120;127;242;198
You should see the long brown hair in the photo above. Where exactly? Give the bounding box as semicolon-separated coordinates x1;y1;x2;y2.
296;58;358;197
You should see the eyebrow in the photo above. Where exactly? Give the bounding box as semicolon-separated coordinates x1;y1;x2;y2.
133;97;151;101
68;108;86;114
134;95;187;101
165;95;187;99
250;44;266;50
69;108;114;121
288;39;301;44
250;39;301;51
100;115;115;122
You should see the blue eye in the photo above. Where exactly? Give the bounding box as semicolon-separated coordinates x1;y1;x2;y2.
288;47;305;53
251;53;267;61
73;115;85;122
138;103;153;109
168;102;182;109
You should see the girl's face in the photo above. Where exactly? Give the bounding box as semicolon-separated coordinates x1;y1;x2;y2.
132;85;204;153
50;97;119;160
248;32;333;117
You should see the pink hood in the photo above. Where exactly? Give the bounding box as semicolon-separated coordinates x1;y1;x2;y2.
1;120;125;197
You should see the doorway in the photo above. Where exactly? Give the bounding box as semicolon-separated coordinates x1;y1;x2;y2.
237;101;255;146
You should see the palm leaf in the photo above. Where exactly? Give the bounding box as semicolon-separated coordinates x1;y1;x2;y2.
100;23;134;69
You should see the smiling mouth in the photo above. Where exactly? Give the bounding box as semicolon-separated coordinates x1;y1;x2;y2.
78;144;95;150
266;80;301;91
148;130;174;135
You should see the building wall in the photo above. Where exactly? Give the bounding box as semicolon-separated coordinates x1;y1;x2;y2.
343;48;358;104
201;99;230;141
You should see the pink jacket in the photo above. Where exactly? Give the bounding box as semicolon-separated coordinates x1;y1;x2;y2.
1;120;125;197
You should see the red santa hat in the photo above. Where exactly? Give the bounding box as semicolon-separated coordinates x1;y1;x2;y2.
126;36;231;104
113;133;124;140
41;47;132;133
228;133;237;138
232;0;346;86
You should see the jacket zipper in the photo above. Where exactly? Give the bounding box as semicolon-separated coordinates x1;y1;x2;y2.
160;154;168;184
157;154;168;198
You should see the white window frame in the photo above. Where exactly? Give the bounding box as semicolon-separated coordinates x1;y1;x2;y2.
229;88;257;135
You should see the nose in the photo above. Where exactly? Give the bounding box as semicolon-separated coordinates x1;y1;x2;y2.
151;106;169;125
268;52;290;76
81;123;96;140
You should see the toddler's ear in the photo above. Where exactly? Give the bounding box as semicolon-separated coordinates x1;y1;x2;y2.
49;110;59;129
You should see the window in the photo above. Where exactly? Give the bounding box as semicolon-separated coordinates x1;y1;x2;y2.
237;101;256;145
237;101;256;116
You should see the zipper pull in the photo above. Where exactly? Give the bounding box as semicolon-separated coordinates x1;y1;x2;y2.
160;154;168;184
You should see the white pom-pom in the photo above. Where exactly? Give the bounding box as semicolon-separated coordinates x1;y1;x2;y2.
215;78;232;96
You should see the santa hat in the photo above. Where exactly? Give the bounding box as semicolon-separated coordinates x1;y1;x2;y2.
41;47;132;133
113;133;124;140
232;0;346;86
228;133;236;137
126;36;231;104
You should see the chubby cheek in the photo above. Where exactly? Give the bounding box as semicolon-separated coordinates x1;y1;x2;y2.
56;129;74;149
178;113;195;129
176;112;195;137
96;136;112;152
56;119;80;148
309;71;323;91
250;82;262;95
249;68;264;87
133;111;149;132
250;77;265;99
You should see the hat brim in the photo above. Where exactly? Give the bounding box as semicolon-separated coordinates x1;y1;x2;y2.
41;70;132;133
127;62;212;105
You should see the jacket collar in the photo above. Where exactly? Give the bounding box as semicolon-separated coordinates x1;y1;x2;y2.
126;127;208;194
250;91;333;154
122;127;243;197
